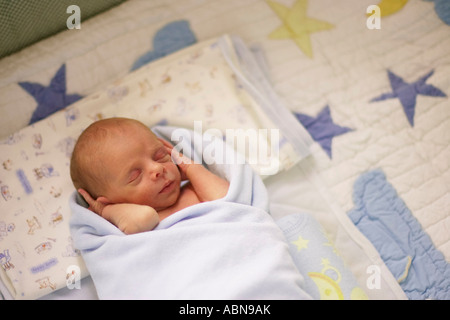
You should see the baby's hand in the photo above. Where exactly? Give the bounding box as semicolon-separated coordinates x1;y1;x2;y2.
78;188;107;216
77;188;159;234
161;141;193;181
112;204;159;234
160;138;229;203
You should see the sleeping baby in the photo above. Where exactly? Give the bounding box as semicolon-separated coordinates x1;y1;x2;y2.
69;117;311;299
70;117;230;234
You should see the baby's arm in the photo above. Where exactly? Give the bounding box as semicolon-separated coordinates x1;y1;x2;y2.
165;144;229;202
78;189;159;234
102;203;159;234
183;163;229;202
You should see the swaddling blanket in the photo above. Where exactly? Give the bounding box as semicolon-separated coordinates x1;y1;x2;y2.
69;126;311;299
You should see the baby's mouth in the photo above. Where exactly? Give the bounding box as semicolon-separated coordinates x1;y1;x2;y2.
159;181;174;194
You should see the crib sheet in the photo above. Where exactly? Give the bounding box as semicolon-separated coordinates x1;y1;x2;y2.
1;0;448;300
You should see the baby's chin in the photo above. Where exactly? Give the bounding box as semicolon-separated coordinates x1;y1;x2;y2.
152;183;181;211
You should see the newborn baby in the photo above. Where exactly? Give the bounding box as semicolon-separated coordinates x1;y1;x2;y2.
69;117;312;299
70;117;229;234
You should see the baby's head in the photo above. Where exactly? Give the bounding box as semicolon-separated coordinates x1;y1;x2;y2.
70;118;181;211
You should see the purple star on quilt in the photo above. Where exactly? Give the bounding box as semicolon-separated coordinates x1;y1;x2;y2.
370;69;446;127
294;105;352;158
19;64;83;124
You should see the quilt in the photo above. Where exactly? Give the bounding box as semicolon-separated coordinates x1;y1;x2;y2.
284;0;450;299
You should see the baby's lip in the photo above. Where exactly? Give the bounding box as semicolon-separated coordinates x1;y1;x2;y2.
159;180;174;193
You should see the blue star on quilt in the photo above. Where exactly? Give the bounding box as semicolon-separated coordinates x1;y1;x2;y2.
19;64;83;125
130;20;197;71
424;0;450;25
294;105;352;158
370;69;446;126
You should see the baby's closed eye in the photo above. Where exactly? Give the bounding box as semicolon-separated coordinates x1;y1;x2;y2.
155;148;171;162
128;169;142;183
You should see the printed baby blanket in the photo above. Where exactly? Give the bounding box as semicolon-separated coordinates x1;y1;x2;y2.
69;126;311;299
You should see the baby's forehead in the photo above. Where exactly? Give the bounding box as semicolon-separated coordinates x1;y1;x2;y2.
103;121;160;146
120;122;158;140
94;119;152;136
78;119;156;151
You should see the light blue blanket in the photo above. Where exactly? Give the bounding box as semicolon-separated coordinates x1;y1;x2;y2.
69;126;311;299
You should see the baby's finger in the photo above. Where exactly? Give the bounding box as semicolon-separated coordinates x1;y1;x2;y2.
78;188;94;206
78;189;104;215
164;145;173;156
158;138;174;149
164;146;180;164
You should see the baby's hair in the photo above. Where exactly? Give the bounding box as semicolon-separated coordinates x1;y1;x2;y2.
70;117;149;199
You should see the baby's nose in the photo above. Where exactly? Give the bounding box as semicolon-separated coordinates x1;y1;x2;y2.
150;163;164;180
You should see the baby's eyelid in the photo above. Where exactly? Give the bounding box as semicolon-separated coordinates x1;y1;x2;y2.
154;148;170;161
129;169;141;182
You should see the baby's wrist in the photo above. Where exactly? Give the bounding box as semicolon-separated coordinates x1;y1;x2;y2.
183;161;202;178
102;203;159;234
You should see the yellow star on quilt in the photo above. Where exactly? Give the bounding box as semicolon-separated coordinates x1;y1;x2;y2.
267;0;334;58
292;235;309;252
372;0;409;17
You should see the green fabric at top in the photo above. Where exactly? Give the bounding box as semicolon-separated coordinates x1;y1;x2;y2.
0;0;127;59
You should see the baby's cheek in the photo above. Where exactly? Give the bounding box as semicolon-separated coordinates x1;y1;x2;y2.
166;162;181;179
167;184;181;206
133;185;157;206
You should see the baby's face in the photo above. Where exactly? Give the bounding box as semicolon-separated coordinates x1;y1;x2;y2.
99;124;181;211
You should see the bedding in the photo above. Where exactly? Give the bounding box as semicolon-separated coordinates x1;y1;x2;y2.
277;212;368;300
0;0;448;300
348;170;450;300
287;0;450;299
0;0;127;59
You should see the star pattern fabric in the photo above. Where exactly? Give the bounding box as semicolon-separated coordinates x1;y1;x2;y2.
424;0;450;25
267;0;334;58
370;70;447;126
130;20;197;71
294;106;352;158
292;235;309;252
374;0;409;17
19;64;83;125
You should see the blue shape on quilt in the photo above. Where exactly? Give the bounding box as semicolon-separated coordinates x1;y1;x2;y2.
294;105;352;158
155;119;168;126
130;20;197;71
18;64;83;125
370;69;446;127
348;169;450;300
424;0;450;25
